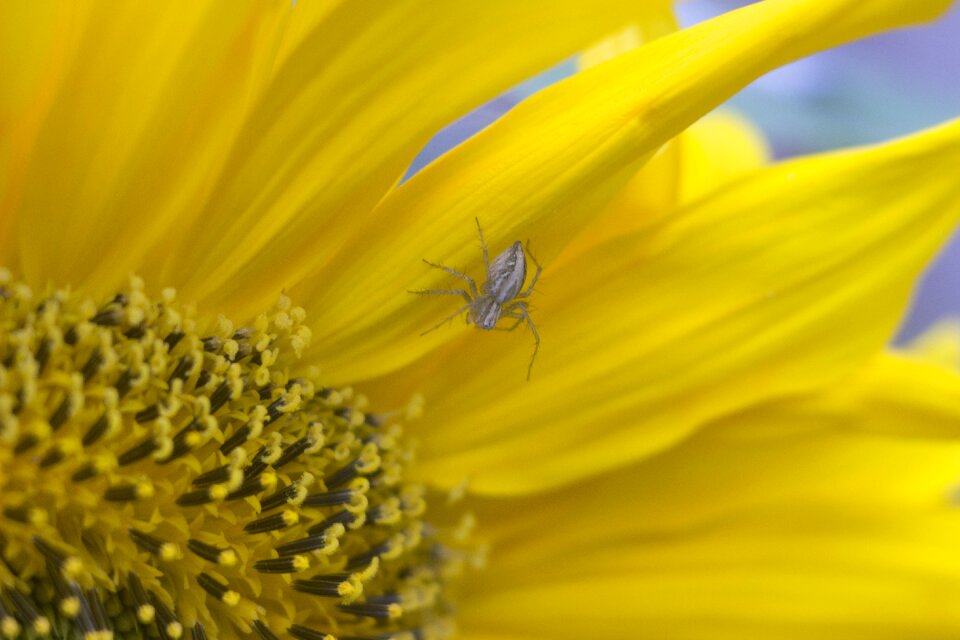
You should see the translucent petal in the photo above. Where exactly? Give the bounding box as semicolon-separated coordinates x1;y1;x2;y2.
1;1;676;303
567;108;771;259
459;378;960;638
393;118;960;494
6;2;289;293
154;1;678;314
302;0;951;382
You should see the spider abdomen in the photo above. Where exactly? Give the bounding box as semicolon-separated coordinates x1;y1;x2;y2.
485;241;527;302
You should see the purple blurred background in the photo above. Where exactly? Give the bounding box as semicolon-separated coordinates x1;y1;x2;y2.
408;2;960;343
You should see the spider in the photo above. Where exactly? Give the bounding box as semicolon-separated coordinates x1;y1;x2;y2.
411;218;542;380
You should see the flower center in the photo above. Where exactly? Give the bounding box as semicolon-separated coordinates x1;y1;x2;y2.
0;272;459;640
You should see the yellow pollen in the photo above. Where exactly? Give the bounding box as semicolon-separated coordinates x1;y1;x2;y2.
136;604;155;624
319;537;340;556
223;340;240;360
60;596;81;617
357;557;381;582
61;556;84;579
0;276;463;640
259;470;278;491
135;478;154;499
159;542;181;562
0;617;20;639
338;580;358;598
217;549;238;567
33;617;51;635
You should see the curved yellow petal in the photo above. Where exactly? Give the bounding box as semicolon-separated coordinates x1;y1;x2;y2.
676;109;771;205
382;117;960;495
301;0;951;382
568;108;771;258
5;2;288;294
154;0;678;315
563;28;769;258
772;352;960;440
2;1;677;303
0;2;63;262
908;320;960;370
460;407;960;639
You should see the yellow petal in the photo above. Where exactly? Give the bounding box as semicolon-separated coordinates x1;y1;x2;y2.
460;406;960;639
773;352;960;440
301;0;951;382
907;320;960;370
568;108;771;258
2;1;677;302
0;2;62;262
675;109;771;204
564;24;770;256
392;117;960;495
153;1;678;314
6;2;288;293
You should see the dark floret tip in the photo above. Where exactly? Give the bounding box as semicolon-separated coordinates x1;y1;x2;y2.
0;274;463;639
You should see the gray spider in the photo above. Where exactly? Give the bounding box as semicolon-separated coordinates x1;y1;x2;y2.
411;218;542;380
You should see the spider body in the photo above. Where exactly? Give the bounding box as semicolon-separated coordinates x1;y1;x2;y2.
474;240;525;327
411;220;541;379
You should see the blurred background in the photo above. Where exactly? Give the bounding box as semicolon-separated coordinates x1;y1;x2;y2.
408;0;960;343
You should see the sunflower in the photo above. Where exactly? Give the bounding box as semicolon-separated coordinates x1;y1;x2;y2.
455;341;960;639
3;1;960;639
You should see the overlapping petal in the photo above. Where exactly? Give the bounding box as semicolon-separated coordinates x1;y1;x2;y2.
909;321;960;369
457;361;960;638
567;109;771;257
3;3;288;290
1;1;676;304
301;0;952;382
160;0;679;316
378;118;960;494
1;1;959;639
771;352;960;439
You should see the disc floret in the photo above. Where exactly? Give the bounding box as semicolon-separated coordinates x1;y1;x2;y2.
0;272;460;639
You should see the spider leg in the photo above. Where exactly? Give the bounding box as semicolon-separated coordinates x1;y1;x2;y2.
408;288;472;304
516;241;542;299
422;259;480;298
475;217;490;274
420;303;472;336
502;301;539;381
